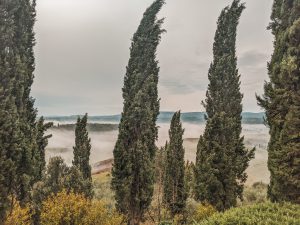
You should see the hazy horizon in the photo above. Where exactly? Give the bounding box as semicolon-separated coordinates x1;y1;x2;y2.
43;111;265;117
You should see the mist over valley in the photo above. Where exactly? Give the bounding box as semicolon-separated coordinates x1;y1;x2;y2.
46;112;269;185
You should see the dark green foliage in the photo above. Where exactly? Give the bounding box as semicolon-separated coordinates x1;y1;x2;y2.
0;97;22;221
163;111;187;216
197;202;300;225
64;166;90;196
72;113;93;198
13;0;40;204
257;0;300;204
0;0;51;209
111;0;165;223
41;157;69;195
195;0;255;211
0;0;44;218
0;2;21;220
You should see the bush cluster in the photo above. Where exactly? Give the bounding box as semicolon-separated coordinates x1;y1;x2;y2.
196;202;300;225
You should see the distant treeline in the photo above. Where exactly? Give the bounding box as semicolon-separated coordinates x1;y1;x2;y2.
50;123;119;132
45;112;265;124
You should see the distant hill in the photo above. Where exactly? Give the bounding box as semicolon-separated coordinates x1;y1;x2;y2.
45;112;265;124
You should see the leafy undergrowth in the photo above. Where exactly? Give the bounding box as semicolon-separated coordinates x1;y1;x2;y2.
196;202;300;225
239;182;268;206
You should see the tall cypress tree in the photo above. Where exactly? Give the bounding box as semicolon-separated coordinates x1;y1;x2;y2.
12;0;39;204
195;0;254;211
7;0;52;204
0;0;51;206
0;1;24;219
163;111;187;216
111;1;165;224
257;0;300;203
72;113;93;198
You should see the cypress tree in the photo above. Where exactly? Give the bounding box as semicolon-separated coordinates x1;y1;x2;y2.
163;111;187;216
111;1;165;224
195;0;255;211
72;113;93;198
0;0;50;215
11;0;39;204
257;0;300;203
0;1;23;219
1;0;52;204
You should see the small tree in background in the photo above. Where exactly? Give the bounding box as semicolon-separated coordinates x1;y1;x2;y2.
72;114;93;198
163;111;187;216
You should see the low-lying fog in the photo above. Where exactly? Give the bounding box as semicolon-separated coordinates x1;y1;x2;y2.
46;123;270;185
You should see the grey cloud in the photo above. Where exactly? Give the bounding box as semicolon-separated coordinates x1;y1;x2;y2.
239;51;269;68
32;0;273;115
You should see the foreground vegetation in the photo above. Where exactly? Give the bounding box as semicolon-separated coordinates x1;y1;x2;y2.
197;202;300;225
5;174;298;225
1;0;299;224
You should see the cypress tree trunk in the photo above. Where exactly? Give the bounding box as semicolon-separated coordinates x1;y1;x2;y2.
257;0;300;203
111;1;165;224
72;114;93;198
163;111;187;216
195;0;254;211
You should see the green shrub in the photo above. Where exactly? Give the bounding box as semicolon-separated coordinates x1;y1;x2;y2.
196;202;300;225
240;182;268;205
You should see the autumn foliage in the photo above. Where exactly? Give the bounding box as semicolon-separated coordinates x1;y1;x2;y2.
40;191;123;225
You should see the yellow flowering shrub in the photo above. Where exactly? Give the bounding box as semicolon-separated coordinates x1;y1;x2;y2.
4;201;32;225
40;190;123;225
83;200;123;225
191;203;216;222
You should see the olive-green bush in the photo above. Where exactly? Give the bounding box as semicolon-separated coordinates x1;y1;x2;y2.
196;202;300;225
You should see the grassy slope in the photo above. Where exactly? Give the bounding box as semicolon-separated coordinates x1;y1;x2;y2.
93;172;115;207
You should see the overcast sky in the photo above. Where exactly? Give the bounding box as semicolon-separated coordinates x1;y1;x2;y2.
32;0;273;116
